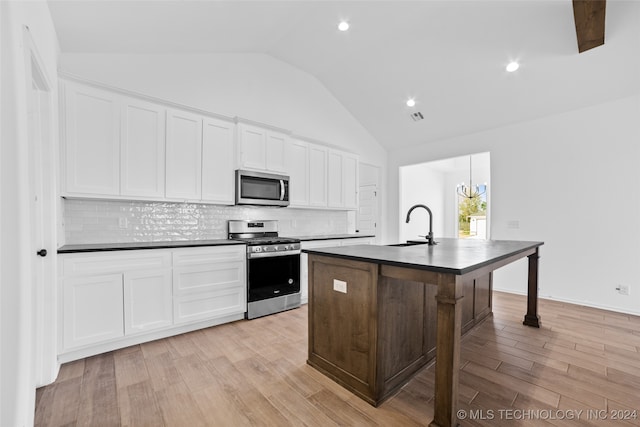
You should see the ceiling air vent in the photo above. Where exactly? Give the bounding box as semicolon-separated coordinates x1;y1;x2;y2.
410;112;424;122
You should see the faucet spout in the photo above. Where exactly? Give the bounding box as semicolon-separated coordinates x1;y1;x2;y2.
405;204;436;245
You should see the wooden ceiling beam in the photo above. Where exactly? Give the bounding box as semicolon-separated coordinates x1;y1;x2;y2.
572;0;606;53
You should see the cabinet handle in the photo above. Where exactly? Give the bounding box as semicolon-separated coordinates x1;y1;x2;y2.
37;249;47;257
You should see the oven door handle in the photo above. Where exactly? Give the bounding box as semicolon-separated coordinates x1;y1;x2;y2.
280;180;286;201
248;250;301;259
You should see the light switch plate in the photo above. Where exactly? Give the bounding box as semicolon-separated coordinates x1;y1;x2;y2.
333;279;347;293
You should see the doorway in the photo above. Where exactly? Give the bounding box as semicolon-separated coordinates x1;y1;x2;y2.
399;152;490;242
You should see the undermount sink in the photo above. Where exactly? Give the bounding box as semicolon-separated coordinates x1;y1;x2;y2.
387;241;429;247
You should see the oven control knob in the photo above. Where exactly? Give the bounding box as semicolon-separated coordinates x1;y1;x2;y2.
283;245;288;250
254;247;262;252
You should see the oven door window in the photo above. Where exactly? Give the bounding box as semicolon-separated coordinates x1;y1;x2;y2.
241;176;282;201
247;254;300;302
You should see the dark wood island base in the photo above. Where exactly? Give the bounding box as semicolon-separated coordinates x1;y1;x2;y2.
305;239;543;427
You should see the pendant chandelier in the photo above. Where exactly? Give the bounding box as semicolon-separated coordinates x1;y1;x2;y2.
457;156;486;199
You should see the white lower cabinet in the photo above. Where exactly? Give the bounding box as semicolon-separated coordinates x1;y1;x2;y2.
123;269;172;335
63;273;124;349
59;245;246;361
300;237;373;304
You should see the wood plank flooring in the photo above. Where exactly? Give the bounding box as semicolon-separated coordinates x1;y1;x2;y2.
35;292;640;426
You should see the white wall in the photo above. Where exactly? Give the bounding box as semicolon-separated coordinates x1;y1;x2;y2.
1;1;60;426
399;164;445;242
389;94;640;315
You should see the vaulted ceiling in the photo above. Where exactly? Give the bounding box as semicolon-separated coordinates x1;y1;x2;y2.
47;0;640;150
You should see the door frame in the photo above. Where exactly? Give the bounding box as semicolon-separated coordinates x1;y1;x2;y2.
23;26;58;386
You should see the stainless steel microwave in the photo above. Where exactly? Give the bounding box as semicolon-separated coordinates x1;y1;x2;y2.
235;170;290;207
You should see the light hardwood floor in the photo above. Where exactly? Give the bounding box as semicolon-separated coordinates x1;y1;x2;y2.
35;292;640;426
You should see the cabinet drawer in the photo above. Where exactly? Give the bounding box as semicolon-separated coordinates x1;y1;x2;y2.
172;246;245;266
62;251;171;276
174;287;246;324
173;261;245;296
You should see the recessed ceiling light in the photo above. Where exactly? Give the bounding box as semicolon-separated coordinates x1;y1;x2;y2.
406;98;416;107
338;21;350;32
506;61;520;72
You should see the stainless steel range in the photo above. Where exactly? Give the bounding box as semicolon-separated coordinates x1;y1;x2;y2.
228;220;301;319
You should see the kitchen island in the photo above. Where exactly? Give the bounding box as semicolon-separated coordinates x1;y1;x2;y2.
304;238;543;427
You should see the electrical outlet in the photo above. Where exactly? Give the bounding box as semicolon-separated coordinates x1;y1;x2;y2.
616;284;630;296
333;279;347;294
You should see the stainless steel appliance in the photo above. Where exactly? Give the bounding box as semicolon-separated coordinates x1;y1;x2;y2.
228;220;300;319
235;170;289;207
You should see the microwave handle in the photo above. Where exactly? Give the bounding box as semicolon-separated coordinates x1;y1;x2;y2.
279;180;285;201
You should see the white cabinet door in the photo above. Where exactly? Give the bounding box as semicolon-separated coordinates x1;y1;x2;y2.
285;139;309;207
63;274;124;349
237;123;287;174
123;269;172;335
120;98;166;198
308;144;328;207
327;150;344;208
237;124;266;171
343;153;359;210
201;117;235;204
265;131;287;174
166;109;203;200
63;82;120;196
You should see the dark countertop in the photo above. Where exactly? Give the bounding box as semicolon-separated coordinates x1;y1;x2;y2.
303;238;543;275
57;239;245;254
288;234;375;241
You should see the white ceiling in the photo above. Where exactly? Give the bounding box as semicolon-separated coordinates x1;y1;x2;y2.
47;0;640;150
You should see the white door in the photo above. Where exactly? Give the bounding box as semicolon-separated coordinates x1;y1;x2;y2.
26;37;57;386
358;184;378;238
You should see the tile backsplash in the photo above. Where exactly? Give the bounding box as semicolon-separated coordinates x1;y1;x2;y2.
63;199;349;244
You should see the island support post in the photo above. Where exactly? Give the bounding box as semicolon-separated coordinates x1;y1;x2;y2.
430;273;463;427
523;247;541;327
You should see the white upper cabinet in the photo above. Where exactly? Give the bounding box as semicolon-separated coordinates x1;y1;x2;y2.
265;131;287;174
327;150;344;208
120;99;166;198
165;109;203;200
284;139;310;207
202;117;235;205
63;82;120;196
237;123;288;174
328;149;359;210
343;152;359;210
308;143;328;207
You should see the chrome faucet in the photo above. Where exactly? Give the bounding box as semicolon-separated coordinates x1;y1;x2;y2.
405;204;437;245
